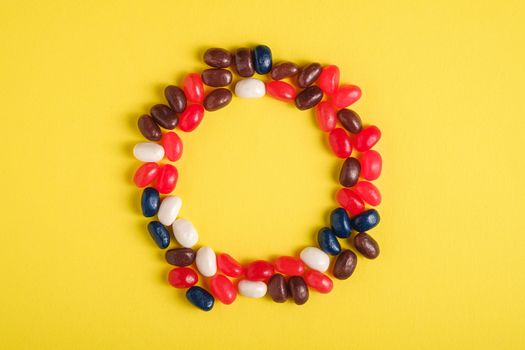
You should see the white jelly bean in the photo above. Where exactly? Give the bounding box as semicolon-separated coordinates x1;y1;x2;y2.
300;247;330;272
195;246;217;277
234;78;266;98
172;218;198;248
133;142;165;162
238;280;267;298
157;196;182;226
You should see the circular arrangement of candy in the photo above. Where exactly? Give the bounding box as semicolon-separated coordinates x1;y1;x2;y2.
132;45;383;311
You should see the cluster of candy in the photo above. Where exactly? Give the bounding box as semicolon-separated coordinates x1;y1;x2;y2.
132;45;383;311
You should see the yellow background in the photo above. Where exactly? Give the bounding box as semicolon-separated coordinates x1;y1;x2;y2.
1;0;524;349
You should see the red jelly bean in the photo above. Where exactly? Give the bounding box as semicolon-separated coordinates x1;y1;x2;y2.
133;162;159;187
245;260;274;281
274;256;305;276
355;125;381;152
336;188;365;215
354;181;381;206
315;101;337;132
318;65;340;95
266;81;296;102
168;267;198;288
332;85;362;108
217;253;243;278
178;104;204;132
161;132;183;161
155;164;178;194
183;73;204;103
329;128;353;158
360;150;382;180
209;274;237;305
304;270;333;293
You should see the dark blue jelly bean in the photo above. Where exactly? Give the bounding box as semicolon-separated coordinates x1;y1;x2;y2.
186;286;214;311
317;227;341;256
350;209;380;232
253;45;272;74
141;187;160;217
147;221;170;249
330;207;352;238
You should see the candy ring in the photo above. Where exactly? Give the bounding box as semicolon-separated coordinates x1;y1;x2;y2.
132;45;383;311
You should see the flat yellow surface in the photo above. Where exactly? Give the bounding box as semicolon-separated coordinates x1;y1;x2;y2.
1;0;524;349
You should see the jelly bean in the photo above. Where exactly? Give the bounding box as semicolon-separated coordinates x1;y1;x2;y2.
141;187;160;217
154;164;178;194
204;48;232;68
318;65;340;95
133;142;165;162
178;104;205;132
317;228;341;256
337;109;362;134
209;274;237;305
133;162;159;187
186;286;214;311
172;218;198;248
330;208;352;238
336;188;365;215
252;45;272;74
360;150;382;180
274;256;305;276
270;62;299;80
161;132;183;162
267;274;289;303
165;248;195;266
203;88;232;111
183;73;205;104
315;101;337;132
354;232;380;259
168;267;198;288
299;247;330;272
147;221;170;249
350;209;380;232
332;249;357;280
304;270;333;293
339;157;360;187
234;48;255;77
201;68;233;87
329;128;352;158
157;196;182;226
266;81;296;102
196;246;217;277
295;86;323;110
297;63;322;88
164;85;187;113
288;276;309;305
235;78;266;98
332;85;361;108
355;125;381;152
150;104;178;130
354;181;381;206
138;115;162;141
238;280;267;298
245;260;274;281
217;253;243;278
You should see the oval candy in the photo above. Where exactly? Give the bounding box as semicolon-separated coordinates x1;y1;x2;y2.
209;274;237;305
161;132;183;162
141;187;160;217
339;157;361;187
266;81;296;102
317;227;342;256
360;150;382;180
195;246;217;277
330;207;352;238
336;188;365;215
350;209;380;232
297;63;322;88
203;48;232;68
274;256;305;276
315;101;337;132
150;104;178;130
238;280;267;298
183;73;205;104
304;270;333;293
318;65;340;95
299;247;330;272
165;248;196;266
252;44;272;74
354;181;382;206
267;274;289;303
133;162;159;187
355;125;381;152
354;232;380;259
288;276;309;305
235;78;266;98
203;88;232;111
329;128;352;158
217;253;243;278
332;249;357;280
270;61;299;80
164;85;187;113
337;109;362;134
154;164;178;194
133;142;165;162
157;196;182;226
234;48;255;77
245;260;274;281
168;267;198;288
295;86;323;110
201;68;233;87
147;221;170;249
138;115;162;141
333;84;361;108
172;218;198;248
186;286;214;311
178;104;205;132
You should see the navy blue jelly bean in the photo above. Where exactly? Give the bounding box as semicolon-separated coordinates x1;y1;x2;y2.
147;221;170;249
330;208;352;238
253;45;272;74
186;286;214;311
317;227;341;256
350;209;380;232
141;187;160;217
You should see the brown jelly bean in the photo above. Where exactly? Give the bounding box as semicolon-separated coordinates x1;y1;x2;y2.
203;48;232;68
270;62;299;80
333;250;357;280
267;274;289;303
295;86;323;110
354;232;380;259
150;104;178;130
137;115;162;141
234;48;255;77
201;68;233;87
165;248;196;266
339;157;361;187
337;109;362;134
164;85;187;113
288;276;309;305
203;88;232;111
297;63;322;88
